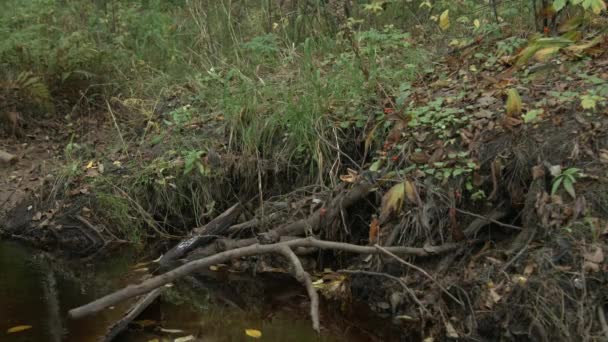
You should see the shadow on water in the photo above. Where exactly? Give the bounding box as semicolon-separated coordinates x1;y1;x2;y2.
0;241;382;341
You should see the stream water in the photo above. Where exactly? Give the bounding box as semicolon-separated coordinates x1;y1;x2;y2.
0;240;376;342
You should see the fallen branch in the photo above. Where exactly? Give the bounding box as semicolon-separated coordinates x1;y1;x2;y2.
189;182;374;258
103;288;165;342
260;181;373;241
101;204;241;340
159;203;242;268
69;237;460;320
277;245;320;332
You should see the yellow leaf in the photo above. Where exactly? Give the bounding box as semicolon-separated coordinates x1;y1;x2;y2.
245;329;262;338
380;182;406;221
474;19;480;29
404;180;417;204
590;0;606;14
7;325;32;334
209;265;219;271
533;46;560;62
86;160;94;169
505;89;522;117
439;10;450;30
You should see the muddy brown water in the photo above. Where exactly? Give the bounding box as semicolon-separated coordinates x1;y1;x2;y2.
0;240;378;342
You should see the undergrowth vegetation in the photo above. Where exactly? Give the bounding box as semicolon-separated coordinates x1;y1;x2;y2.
2;0;606;239
2;0;608;340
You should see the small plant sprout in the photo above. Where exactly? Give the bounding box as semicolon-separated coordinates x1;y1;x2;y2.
551;167;583;199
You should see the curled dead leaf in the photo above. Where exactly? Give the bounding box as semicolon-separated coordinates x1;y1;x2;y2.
380;182;406;222
505;89;522;117
584;245;604;264
369;216;380;244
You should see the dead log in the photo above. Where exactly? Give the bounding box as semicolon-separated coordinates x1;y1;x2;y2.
0;150;17;165
158;203;242;268
103;288;164;342
102;203;241;341
68;237;461;321
188;182;373;258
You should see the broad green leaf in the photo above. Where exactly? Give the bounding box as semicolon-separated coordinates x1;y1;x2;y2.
551;177;563;195
7;325;32;334
553;0;567;12
439;10;450;30
245;329;262;338
506;89;522;117
563;179;576;198
583;0;607;14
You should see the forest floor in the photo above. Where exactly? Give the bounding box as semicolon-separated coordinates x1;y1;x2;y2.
2;27;608;341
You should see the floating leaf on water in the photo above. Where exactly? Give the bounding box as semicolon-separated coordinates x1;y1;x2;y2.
7;325;32;334
159;328;185;334
174;335;195;342
245;329;262;338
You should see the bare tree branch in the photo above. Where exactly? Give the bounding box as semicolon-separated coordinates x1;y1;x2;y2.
69;238;460;320
277;245;320;332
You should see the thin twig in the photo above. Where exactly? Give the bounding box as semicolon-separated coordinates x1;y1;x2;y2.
339;269;431;317
75;215;106;243
501;228;536;272
374;244;463;307
456;208;522;231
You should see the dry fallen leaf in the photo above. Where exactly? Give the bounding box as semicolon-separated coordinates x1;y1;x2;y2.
174;335;195;342
380;182;406;222
339;168;359;183
369;216;380;244
404;180;417;204
584;245;604;264
444;321;459;338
